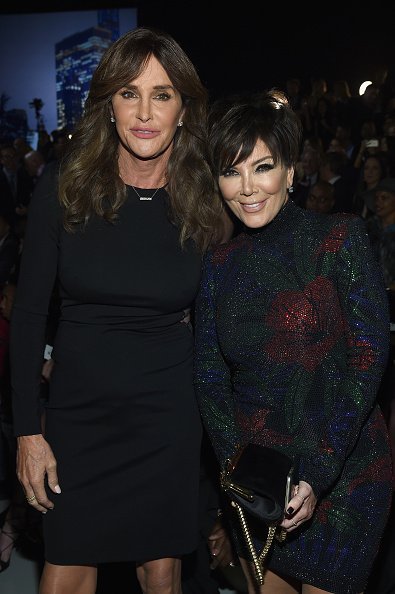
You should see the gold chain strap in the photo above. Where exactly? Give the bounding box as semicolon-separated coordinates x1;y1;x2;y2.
232;501;277;585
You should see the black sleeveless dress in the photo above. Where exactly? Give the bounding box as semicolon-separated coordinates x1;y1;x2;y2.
10;164;203;564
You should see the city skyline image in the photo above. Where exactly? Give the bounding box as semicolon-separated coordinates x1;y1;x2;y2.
0;7;137;136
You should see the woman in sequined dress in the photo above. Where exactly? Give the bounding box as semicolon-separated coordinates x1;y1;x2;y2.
194;90;393;594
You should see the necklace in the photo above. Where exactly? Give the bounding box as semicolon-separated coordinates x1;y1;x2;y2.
131;185;161;201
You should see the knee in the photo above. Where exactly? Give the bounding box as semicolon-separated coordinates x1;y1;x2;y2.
137;568;172;592
136;558;181;594
39;562;97;594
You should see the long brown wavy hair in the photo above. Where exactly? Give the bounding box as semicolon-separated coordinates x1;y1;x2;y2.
58;27;224;252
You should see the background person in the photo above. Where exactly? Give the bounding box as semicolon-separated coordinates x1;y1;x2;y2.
304;180;335;214
352;152;389;218
10;27;226;594
194;90;393;594
0;211;20;290
0;144;34;238
365;177;395;289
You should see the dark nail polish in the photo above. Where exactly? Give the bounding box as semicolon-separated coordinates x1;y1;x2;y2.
286;506;294;515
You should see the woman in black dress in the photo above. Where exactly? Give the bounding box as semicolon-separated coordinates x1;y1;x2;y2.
10;27;226;594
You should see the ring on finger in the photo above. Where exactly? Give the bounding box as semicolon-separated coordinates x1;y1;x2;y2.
26;494;37;503
292;520;298;527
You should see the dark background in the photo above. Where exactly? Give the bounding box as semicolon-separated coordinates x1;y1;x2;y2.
137;0;395;99
1;0;394;100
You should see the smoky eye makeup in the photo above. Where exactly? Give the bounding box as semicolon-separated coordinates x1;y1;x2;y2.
256;161;275;172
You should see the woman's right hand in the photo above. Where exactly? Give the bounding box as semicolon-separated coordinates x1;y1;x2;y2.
281;480;317;532
17;434;61;512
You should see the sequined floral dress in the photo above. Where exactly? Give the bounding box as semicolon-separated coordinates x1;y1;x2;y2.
194;199;393;594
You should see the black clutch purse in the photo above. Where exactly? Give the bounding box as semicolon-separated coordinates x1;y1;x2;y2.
221;443;294;585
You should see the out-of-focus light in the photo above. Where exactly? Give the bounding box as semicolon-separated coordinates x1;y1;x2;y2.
359;81;372;96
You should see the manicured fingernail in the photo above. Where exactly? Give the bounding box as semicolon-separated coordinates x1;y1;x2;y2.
54;485;61;494
286;507;294;515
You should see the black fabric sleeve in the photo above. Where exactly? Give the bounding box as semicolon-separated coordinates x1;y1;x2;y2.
10;163;61;436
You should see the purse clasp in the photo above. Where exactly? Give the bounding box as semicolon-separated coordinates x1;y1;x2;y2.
221;458;255;501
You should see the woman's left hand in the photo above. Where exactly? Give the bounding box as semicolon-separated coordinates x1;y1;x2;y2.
280;480;317;532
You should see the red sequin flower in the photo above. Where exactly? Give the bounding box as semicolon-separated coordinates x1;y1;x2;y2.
265;277;344;371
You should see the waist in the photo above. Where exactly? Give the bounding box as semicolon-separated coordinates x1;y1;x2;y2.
60;303;186;330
